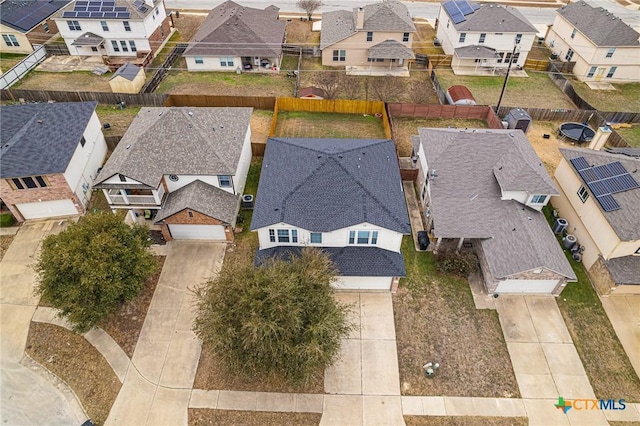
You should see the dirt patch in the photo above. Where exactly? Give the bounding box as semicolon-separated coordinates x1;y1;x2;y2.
189;409;322;426
405;417;528;426
275;111;386;139
95;105;141;137
525;121;580;175
413;22;444;55
250;110;273;144
284;19;320;45
392;117;488;157
25;322;121;425
15;70;112;92
0;235;15;262
99;256;165;357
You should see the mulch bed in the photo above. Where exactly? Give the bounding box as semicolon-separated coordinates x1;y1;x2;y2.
0;235;14;262
405;416;528;426
189;409;321;426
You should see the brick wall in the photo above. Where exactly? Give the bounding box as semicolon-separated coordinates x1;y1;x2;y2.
0;174;81;222
148;16;171;56
26;18;60;47
160;208;234;242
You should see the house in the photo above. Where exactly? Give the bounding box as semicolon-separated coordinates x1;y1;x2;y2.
552;147;640;295
436;0;537;74
109;61;145;93
0;0;69;54
251;138;411;292
94;107;253;241
52;0;170;66
545;1;640;83
0;101;107;221
183;1;285;72
413;128;576;295
320;0;416;75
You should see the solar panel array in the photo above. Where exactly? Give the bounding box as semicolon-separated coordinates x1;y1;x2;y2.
569;156;640;212
62;0;132;19
443;0;480;24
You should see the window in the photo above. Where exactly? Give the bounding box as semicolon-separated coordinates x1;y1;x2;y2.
636;247;640;255
332;49;345;62
119;174;127;182
2;34;19;47
587;66;597;78
100;20;109;31
565;49;574;61
530;194;547;204
156;7;160;15
606;48;615;58
218;175;232;188
274;229;297;243
129;40;137;52
348;230;378;245
188;211;193;217
42;22;50;32
269;229;276;242
120;40;128;52
570;28;577;39
168;174;179;181
459;33;466;43
366;31;373;41
111;40;120;52
220;57;234;67
80;136;86;147
194;56;203;64
515;33;522;44
577;186;589;203
367;57;383;62
67;20;81;31
91;46;98;52
9;176;49;190
11;178;24;189
446;21;449;28
310;232;322;244
22;177;37;188
479;33;486;43
606;67;617;78
403;32;410;42
123;21;131;31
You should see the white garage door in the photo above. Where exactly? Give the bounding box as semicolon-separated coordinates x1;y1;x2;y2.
495;279;559;294
168;224;226;240
333;276;392;291
16;199;78;220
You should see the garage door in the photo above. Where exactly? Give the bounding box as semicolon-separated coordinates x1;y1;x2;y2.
168;224;226;240
495;279;559;294
333;276;392;291
16;199;78;220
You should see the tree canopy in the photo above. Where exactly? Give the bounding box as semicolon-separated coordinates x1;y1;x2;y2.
35;212;157;332
296;0;322;20
193;247;353;384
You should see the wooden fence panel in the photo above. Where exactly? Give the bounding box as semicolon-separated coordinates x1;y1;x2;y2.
275;97;385;115
0;89;168;105
524;58;549;71
104;136;122;151
165;94;276;110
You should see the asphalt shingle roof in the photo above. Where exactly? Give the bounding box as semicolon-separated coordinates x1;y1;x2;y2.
604;256;640;285
560;147;640;241
255;246;406;277
0;101;97;178
417;128;574;280
71;32;104;46
154;179;239;224
454;45;498;59
95;107;252;188
557;1;639;47
368;40;415;59
250;138;411;234
444;2;537;33
0;0;69;32
184;0;285;57
110;62;141;81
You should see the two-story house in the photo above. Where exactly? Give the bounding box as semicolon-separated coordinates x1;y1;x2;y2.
251;138;411;292
436;0;537;74
0;0;69;54
546;1;640;83
552;147;640;294
0;101;107;221
94;107;253;241
53;0;170;67
413;128;575;295
184;1;285;72
320;0;416;75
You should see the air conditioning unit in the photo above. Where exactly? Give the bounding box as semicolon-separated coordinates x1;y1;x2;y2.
552;218;568;234
241;194;254;209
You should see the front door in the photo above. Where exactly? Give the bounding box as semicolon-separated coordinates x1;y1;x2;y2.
595;67;605;81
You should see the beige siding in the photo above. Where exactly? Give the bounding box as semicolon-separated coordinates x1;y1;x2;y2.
0;24;32;54
322;30;413;67
109;69;146;93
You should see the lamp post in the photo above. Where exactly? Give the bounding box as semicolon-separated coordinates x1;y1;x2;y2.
495;42;520;113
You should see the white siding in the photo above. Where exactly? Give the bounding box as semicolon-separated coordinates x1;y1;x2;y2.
232;127;253;196
185;56;242;72
163;175;235;194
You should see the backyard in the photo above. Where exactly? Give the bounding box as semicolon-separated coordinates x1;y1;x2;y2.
0;52;27;72
436;70;576;110
571;81;640;113
274;111;387;139
95;105;142;138
613;124;640;148
12;70;112;92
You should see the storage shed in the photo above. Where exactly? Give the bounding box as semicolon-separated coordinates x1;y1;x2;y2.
445;85;476;105
109;62;145;94
506;108;532;133
299;86;325;99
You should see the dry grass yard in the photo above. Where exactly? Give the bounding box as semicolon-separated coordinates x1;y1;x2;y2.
405;416;528;426
13;70;112;92
189;409;322;426
274;111;387;139
95;105;141;137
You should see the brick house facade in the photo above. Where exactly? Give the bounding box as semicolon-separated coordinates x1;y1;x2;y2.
160;208;234;242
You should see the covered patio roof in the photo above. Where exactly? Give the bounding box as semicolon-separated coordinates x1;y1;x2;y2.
368;40;415;60
454;45;498;59
71;32;104;47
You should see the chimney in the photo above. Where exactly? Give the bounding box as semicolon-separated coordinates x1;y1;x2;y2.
588;125;612;151
356;7;365;30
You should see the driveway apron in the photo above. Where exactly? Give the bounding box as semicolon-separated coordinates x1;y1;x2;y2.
106;241;225;426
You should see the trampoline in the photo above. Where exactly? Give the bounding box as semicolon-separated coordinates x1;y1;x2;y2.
559;122;596;143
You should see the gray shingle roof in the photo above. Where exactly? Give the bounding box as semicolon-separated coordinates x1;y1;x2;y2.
250;138;411;234
604;256;640;285
0;101;97;178
255;246;406;277
454;45;498;59
368;40;415;59
95;107;252;188
320;0;415;49
0;0;69;32
446;3;537;34
110;62;141;81
154;179;239;224
71;32;104;46
417;128;574;280
184;0;285;57
557;1;639;47
560;147;640;241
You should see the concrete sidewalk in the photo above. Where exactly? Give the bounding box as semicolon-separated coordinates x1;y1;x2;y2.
600;295;640;380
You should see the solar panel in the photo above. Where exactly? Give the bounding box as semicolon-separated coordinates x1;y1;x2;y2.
116;12;130;18
138;5;149;12
114;6;127;11
76;1;88;5
593;164;613;179
104;11;117;17
444;2;466;24
103;1;115;5
589;181;609;196
596;194;621;212
62;11;77;17
89;11;104;17
615;173;640;191
88;1;102;6
77;11;90;17
455;0;474;15
607;161;627;176
580;168;598;183
570;156;590;171
88;6;100;11
73;4;87;10
133;0;143;6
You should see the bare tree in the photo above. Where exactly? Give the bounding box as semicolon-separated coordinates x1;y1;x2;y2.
340;75;362;100
313;71;342;99
407;72;435;104
370;76;406;102
296;0;322;21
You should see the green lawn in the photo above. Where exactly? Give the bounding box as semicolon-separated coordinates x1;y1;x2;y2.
571;81;640;113
274;111;387;139
436;69;575;110
613;125;640;148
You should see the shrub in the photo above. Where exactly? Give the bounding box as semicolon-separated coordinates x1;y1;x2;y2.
0;212;15;227
435;249;479;277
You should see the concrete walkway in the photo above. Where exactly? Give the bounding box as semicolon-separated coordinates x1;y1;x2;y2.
105;241;225;426
600;295;640;380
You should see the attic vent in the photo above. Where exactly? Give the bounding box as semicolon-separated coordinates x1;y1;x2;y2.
188;111;194;116
37;119;43;124
126;144;131;149
220;125;224;128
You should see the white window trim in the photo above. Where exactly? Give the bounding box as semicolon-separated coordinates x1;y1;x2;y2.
577;186;589;203
348;229;379;245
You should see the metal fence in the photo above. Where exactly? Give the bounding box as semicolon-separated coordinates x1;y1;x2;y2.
0;46;47;89
140;43;187;93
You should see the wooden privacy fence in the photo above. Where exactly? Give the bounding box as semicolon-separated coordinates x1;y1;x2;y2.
524;58;549;71
388;103;503;129
0;89;168;105
165;94;276;110
104;136;122;151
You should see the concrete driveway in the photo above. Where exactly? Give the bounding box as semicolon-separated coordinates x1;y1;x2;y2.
0;219;86;425
600;295;640;380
